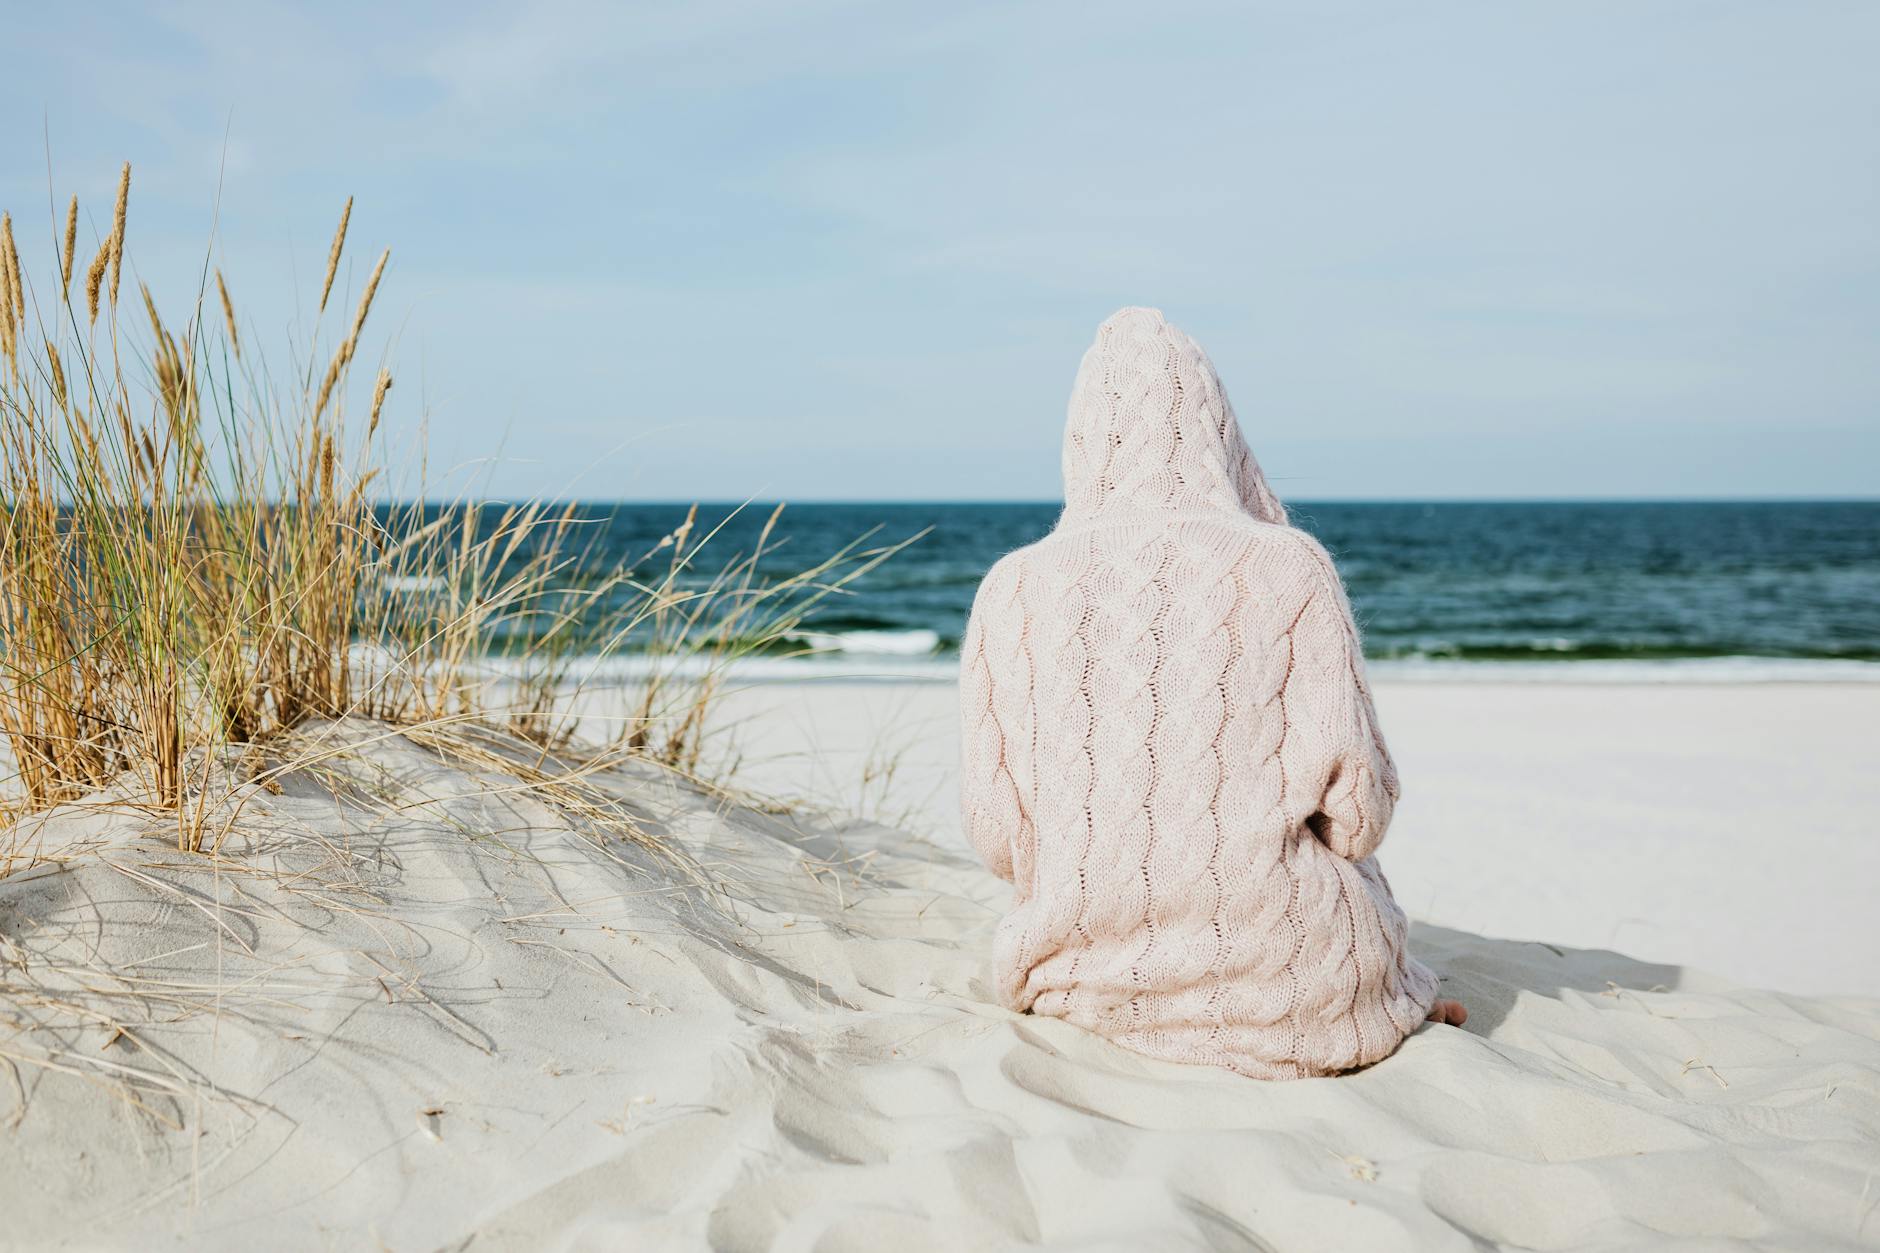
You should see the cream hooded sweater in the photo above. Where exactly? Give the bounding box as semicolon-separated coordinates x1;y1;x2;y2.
960;307;1439;1079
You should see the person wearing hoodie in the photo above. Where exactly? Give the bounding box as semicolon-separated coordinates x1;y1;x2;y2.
958;307;1464;1080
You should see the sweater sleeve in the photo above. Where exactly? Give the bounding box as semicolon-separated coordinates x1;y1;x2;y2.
1286;537;1401;863
959;564;1025;884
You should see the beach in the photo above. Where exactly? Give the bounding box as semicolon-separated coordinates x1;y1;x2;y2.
7;7;1878;1243
4;675;1877;1250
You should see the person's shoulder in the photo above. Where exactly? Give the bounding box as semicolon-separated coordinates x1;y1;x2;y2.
1182;515;1333;566
1249;521;1338;568
977;517;1342;591
968;531;1099;612
969;543;1036;603
1218;520;1347;601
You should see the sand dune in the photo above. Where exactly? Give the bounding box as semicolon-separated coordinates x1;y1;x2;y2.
2;709;1877;1251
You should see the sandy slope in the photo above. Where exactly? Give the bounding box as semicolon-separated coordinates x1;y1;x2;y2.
2;710;1877;1251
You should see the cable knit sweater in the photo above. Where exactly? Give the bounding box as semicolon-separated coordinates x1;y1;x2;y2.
959;307;1438;1079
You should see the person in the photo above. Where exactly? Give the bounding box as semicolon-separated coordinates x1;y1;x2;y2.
958;307;1464;1080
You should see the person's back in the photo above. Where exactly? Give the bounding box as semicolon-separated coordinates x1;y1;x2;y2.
959;307;1455;1079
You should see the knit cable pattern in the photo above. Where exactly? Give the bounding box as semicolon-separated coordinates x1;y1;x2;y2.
961;307;1437;1079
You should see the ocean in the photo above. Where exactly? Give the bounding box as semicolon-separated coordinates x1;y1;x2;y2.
429;501;1880;681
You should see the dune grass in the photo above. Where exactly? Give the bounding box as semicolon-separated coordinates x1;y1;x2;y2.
0;168;909;857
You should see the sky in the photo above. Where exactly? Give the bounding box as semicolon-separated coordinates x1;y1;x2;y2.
4;1;1876;501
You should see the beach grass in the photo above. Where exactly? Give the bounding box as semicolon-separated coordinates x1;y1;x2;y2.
0;168;909;858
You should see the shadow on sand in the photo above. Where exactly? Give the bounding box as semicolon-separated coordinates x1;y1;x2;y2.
1410;921;1688;1036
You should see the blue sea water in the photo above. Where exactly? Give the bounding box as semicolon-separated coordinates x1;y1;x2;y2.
428;501;1880;680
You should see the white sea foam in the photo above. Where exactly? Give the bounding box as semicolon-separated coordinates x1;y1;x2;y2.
785;628;942;657
374;574;449;593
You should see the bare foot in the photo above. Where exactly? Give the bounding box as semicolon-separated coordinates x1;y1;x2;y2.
1425;998;1468;1026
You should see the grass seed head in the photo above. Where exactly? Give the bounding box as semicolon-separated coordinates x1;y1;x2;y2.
85;237;108;323
61;194;78;290
368;368;392;436
347;247;389;349
108;162;130;307
215;268;239;358
1;212;24;321
47;342;67;408
0;233;13;358
319;196;352;315
313;348;344;420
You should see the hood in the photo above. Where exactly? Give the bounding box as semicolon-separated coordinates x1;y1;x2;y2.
1059;307;1288;526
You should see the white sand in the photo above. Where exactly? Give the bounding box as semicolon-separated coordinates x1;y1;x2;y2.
714;679;1880;998
1;684;1877;1250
